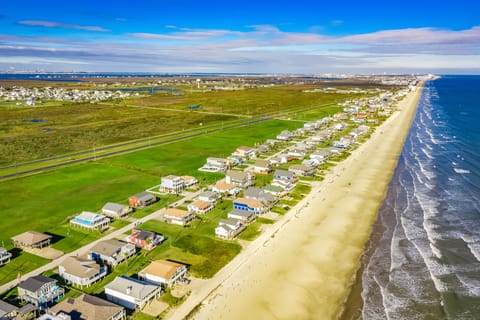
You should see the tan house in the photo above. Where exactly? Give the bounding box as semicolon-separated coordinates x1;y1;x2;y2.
164;208;195;226
225;170;255;189
253;159;272;174
187;200;213;214
212;182;239;196
11;231;52;249
139;260;188;288
233;146;256;159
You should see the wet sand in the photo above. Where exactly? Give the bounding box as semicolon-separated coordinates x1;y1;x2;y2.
169;84;423;320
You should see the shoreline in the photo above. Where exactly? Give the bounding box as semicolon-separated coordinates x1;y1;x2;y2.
167;83;424;320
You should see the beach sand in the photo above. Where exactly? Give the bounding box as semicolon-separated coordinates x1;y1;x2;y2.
168;84;423;320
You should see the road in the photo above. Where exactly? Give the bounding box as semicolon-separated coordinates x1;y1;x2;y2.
0;102;337;180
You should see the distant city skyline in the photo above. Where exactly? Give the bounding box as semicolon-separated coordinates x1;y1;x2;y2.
1;0;479;74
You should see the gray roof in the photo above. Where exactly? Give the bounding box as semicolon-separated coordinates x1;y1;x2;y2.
228;209;254;218
274;169;295;178
90;239;130;257
132;191;155;202
0;300;18;317
198;191;217;199
244;187;275;203
102;202;126;214
105;276;159;300
226;170;248;180
18;275;56;292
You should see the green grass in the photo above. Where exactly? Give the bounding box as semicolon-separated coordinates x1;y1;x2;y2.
0;86;353;165
0;252;50;285
237;223;261;241
271;205;289;215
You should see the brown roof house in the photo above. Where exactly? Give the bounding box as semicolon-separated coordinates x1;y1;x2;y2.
11;231;51;249
46;294;126;320
128;192;156;208
163;208;195;226
139;260;188;288
59;256;107;288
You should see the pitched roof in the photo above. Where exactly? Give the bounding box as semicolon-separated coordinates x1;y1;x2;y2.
143;260;185;279
105;276;159;300
18;275;56;292
226;170;248;180
228;209;254;218
131;191;155;201
213;182;236;190
254;159;270;167
289;164;314;171
49;294;124;320
131;229;156;240
189;200;212;210
60;256;101;278
11;231;51;246
0;300;18;317
102;202;127;214
236;146;253;152
89;239;129;257
274;169;295;178
165;208;190;218
234;197;264;208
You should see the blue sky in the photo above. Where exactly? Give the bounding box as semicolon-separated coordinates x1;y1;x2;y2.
1;0;479;73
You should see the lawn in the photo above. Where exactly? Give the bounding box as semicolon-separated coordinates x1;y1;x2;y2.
0;251;50;285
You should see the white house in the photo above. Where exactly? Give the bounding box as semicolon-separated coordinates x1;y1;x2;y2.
104;276;161;310
89;239;136;267
187;200;213;214
225;170;255;189
70;212;110;230
160;175;184;194
101;202;132;219
215;218;245;240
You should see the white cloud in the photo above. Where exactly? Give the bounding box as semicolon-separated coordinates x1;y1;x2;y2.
18;20;110;32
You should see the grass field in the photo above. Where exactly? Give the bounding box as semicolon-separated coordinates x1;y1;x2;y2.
0;85;353;165
0;119;301;285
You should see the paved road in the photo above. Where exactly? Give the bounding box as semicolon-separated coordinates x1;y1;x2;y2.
0;189;202;294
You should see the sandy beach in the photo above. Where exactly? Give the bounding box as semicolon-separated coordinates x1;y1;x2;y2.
168;84;423;320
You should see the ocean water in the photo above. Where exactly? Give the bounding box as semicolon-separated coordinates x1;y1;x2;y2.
361;76;480;319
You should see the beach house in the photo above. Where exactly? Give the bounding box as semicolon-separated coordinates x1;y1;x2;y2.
288;164;316;177
139;260;188;288
101;202;132;219
126;229;164;250
233;197;268;214
199;157;230;172
58;256;107;288
225;170;255;189
128;192;156;208
244;187;277;208
46;294;126;320
104;276;161;310
253;159;272;174
196;191;219;204
233;146;256;159
227;209;256;225
163;208;195;226
18;275;64;310
89;239;137;267
187;200;213;214
215;219;245;240
11;231;52;249
70;212;110;230
276;130;292;141
273;169;298;186
212;181;240;196
160;175;185;194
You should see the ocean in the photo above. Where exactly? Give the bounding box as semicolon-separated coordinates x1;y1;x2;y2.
360;76;480;319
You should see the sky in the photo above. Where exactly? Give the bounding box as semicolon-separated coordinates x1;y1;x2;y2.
1;0;479;74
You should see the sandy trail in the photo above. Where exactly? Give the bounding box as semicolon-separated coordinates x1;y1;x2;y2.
168;85;423;320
